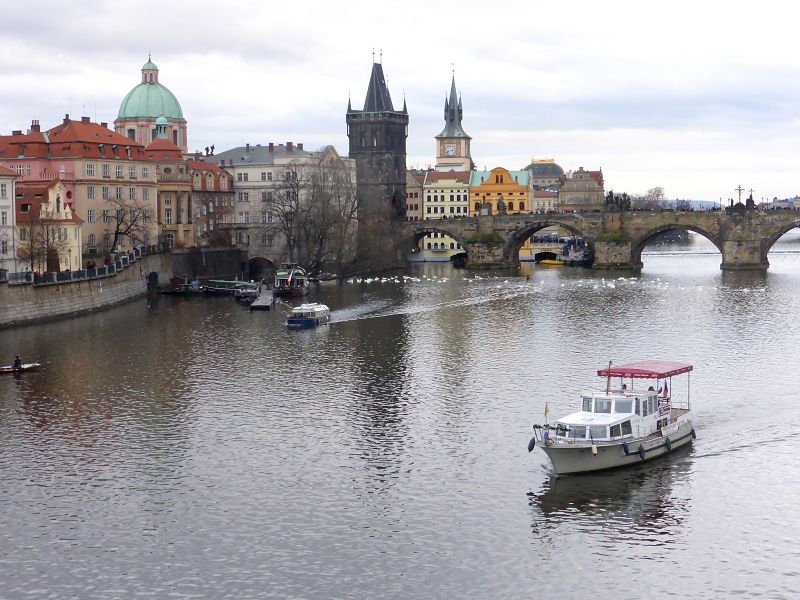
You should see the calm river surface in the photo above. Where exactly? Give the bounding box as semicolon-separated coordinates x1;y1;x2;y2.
3;234;800;599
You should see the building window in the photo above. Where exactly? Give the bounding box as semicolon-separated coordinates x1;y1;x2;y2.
87;185;95;200
103;209;111;223
142;167;150;179
142;188;149;201
238;192;249;203
88;233;96;247
102;164;110;178
86;164;96;176
87;209;96;223
165;208;172;225
267;172;272;181
115;165;123;178
129;166;136;179
237;172;249;182
127;128;135;140
0;210;6;225
164;196;172;206
1;240;7;255
115;187;123;200
129;187;136;200
519;202;525;211
102;186;109;200
143;209;152;223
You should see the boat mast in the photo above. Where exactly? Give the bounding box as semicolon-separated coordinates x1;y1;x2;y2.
605;360;612;394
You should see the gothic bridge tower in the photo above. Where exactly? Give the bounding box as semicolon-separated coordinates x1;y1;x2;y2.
346;60;409;270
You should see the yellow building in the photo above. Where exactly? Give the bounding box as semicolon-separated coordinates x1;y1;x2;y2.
469;168;531;216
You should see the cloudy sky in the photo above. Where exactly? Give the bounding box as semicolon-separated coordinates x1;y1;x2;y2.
2;0;798;202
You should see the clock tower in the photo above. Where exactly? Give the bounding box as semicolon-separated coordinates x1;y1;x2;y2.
434;74;473;171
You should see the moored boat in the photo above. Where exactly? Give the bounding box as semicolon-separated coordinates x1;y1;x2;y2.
1;362;41;374
528;360;696;476
274;263;309;298
286;303;330;328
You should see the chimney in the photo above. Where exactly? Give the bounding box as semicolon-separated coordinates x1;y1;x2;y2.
101;122;107;129
287;142;293;152
81;116;90;124
12;130;22;136
30;120;40;133
63;114;70;125
297;143;303;151
268;143;274;152
246;143;250;153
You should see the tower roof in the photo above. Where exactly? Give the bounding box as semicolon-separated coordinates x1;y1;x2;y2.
436;75;469;139
362;62;399;113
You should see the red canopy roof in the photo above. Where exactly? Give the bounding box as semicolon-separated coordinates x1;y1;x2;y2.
597;360;693;379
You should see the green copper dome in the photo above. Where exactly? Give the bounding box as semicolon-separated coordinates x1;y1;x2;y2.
117;60;184;120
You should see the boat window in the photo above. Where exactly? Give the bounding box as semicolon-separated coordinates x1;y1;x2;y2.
615;399;633;413
610;424;621;437
582;396;592;412
594;398;612;414
621;420;632;435
648;396;656;415
590;425;606;440
635;398;640;416
569;425;586;439
642;399;648;417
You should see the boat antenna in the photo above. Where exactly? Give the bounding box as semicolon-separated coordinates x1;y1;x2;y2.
605;360;612;394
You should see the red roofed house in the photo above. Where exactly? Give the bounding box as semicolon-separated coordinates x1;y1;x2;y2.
15;179;83;272
186;158;235;247
0;116;159;258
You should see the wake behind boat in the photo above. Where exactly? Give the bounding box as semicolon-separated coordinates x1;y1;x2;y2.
528;360;696;476
1;362;41;374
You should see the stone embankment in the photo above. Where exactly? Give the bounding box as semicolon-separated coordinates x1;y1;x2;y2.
0;250;170;329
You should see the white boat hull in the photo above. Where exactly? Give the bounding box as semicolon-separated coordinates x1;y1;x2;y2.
540;417;694;475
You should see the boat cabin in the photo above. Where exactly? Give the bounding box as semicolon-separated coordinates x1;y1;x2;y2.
555;389;671;443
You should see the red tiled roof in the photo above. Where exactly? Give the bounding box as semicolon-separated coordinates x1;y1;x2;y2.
425;170;470;184
15;181;83;224
0;165;16;177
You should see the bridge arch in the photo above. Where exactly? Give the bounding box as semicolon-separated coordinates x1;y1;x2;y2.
405;223;470;259
630;225;721;268
762;218;800;254
504;219;592;265
248;256;276;280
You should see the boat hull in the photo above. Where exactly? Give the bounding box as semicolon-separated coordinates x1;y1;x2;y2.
0;362;41;374
540;418;694;475
286;315;330;329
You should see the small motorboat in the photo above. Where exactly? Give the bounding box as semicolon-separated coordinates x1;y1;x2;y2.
286;303;330;329
528;360;695;475
1;362;41;374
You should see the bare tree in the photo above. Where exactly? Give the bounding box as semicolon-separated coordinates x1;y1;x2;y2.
269;163;303;263
103;197;154;251
20;208;71;272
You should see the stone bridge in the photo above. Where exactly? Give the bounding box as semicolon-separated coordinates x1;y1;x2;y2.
399;208;800;270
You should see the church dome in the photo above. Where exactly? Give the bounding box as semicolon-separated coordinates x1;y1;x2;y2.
117;60;184;120
523;160;564;178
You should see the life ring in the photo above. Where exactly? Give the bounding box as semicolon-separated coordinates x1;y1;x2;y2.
638;445;645;460
691;428;696;440
664;437;672;452
622;441;630;456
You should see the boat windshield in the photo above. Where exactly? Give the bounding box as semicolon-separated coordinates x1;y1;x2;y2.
615;398;633;413
582;396;592;412
594;398;612;414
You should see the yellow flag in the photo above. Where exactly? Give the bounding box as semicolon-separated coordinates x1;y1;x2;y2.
544;402;550;416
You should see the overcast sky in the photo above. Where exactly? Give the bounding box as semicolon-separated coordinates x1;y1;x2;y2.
2;0;798;202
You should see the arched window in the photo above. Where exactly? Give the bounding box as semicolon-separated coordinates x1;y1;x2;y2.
520;202;525;211
508;202;514;211
474;202;480;212
164;233;175;248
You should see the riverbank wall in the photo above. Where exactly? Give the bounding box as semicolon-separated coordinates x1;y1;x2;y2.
0;252;170;330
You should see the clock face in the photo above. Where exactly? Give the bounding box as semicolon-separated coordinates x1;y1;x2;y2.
444;144;456;157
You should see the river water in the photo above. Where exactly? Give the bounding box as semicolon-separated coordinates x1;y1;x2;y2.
2;234;800;599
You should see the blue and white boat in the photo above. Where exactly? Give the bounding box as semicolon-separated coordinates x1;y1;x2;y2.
286;303;330;329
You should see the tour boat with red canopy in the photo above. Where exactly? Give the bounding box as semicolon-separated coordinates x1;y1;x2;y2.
528;359;696;476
